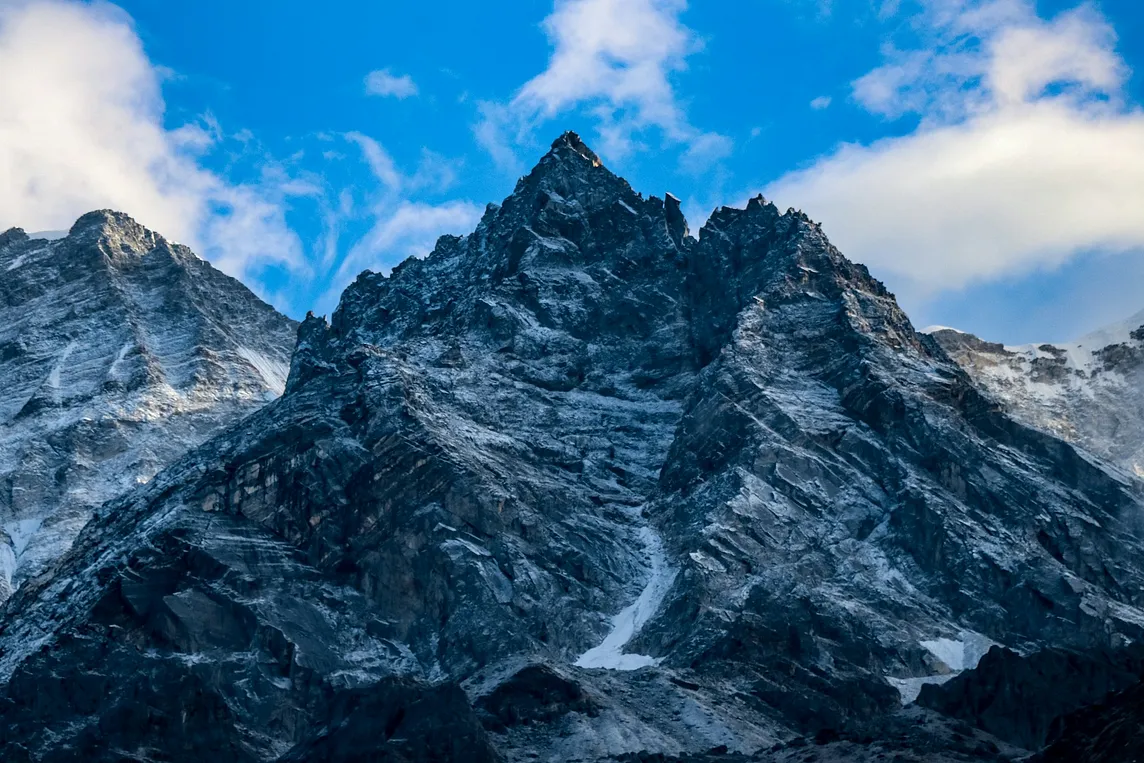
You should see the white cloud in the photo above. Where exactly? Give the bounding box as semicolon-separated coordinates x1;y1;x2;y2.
766;0;1144;294
475;0;729;170
344;132;463;194
851;0;1122;122
365;68;418;99
316;132;483;311
345;131;402;190
810;95;832;110
679;131;734;174
343;200;483;276
409;148;462;193
0;0;306;285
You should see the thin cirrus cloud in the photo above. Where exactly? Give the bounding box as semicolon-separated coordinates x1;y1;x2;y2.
315;131;483;312
766;0;1144;301
345;131;403;191
364;68;419;99
475;0;732;172
338;199;483;284
0;0;308;291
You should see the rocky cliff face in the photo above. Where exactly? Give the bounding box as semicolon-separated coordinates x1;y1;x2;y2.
1;134;1143;762
929;314;1144;476
0;212;296;599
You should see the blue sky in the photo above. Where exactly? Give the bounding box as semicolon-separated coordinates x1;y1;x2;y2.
1;0;1143;343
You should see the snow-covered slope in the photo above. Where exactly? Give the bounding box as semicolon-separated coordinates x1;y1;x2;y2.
0;211;297;598
928;315;1144;475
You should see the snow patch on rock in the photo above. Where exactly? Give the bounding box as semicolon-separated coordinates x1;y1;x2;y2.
47;340;78;393
4;518;42;558
575;520;676;671
889;631;998;704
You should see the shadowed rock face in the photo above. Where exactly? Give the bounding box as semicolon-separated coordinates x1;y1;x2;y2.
0;211;296;599
916;644;1144;750
1034;676;1144;763
1;133;1144;761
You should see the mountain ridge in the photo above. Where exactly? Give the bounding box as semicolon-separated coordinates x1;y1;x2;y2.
0;133;1142;761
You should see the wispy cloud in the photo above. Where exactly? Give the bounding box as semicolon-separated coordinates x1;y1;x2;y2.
340;200;482;281
766;0;1144;296
345;131;402;190
809;95;833;110
313;132;482;311
343;133;462;195
364;68;419;99
475;0;730;171
0;0;307;288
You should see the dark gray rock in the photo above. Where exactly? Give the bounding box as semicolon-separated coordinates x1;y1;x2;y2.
279;680;500;762
1033;676;1144;762
917;644;1144;749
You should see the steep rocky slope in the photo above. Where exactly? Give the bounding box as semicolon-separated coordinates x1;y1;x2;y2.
1034;672;1144;762
0;212;296;599
916;643;1144;750
1;134;1143;761
929;314;1144;475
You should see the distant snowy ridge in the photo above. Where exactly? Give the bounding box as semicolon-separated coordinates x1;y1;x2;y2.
26;229;68;241
931;309;1144;473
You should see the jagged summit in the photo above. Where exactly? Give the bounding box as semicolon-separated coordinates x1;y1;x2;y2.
68;208;137;234
507;130;639;217
0;228;27;248
64;209;178;267
548;129;602;165
528;130;608;185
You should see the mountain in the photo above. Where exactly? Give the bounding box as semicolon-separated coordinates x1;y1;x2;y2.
928;313;1144;476
2;134;1144;762
0;211;297;600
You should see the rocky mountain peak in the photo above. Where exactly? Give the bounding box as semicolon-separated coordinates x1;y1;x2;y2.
506;131;642;218
63;209;172;268
548;129;601;166
312;135;922;400
68;208;138;235
0;228;28;251
0;210;297;599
